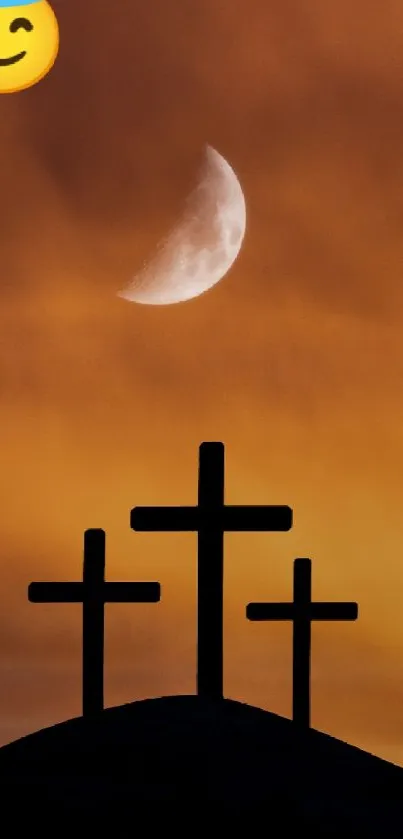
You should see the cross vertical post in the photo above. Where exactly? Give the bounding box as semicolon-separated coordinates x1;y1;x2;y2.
197;441;224;699
82;528;105;717
293;557;312;729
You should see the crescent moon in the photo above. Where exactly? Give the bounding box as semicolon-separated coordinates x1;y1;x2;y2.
117;145;246;306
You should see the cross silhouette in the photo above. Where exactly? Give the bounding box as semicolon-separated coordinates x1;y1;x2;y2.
130;441;292;701
246;557;358;729
28;528;161;718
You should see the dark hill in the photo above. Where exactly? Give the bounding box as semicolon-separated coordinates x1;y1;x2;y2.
1;695;402;835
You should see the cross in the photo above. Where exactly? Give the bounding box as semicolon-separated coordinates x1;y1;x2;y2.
28;528;161;718
130;441;292;701
246;557;358;729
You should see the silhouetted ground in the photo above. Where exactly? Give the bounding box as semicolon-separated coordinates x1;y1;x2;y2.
1;695;402;835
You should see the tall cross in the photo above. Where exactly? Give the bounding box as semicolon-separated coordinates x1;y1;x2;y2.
246;557;358;729
130;441;292;701
28;528;161;718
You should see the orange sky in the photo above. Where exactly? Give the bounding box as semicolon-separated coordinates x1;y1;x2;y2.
1;0;403;765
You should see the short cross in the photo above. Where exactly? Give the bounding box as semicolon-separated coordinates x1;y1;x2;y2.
246;557;358;729
28;528;161;718
131;441;292;701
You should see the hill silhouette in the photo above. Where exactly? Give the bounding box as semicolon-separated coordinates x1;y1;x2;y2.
1;694;402;834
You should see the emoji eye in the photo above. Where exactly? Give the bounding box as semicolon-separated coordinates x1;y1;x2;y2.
9;18;33;33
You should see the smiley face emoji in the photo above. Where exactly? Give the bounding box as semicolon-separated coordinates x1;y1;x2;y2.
0;0;59;93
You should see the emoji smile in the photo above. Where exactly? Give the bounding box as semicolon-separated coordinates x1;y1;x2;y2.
0;51;26;66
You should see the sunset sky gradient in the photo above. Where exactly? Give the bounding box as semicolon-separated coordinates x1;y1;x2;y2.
1;0;403;765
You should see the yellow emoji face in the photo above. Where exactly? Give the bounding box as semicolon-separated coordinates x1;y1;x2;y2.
0;0;59;93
